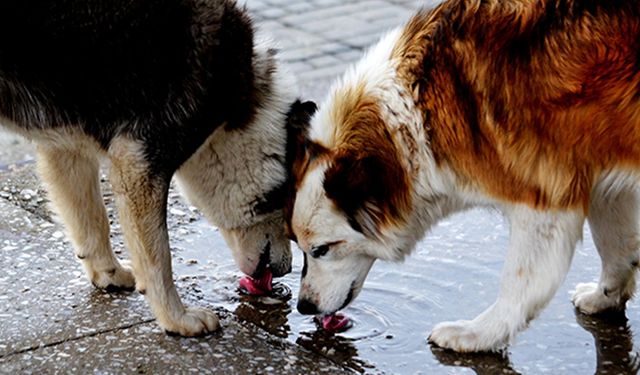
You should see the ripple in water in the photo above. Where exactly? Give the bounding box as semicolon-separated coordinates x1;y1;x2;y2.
177;218;502;373
177;212;640;374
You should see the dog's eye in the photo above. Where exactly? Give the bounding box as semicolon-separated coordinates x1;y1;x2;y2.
311;244;330;258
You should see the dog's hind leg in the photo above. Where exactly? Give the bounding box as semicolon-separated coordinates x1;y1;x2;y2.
573;184;639;314
109;137;219;336
429;206;584;352
37;142;135;290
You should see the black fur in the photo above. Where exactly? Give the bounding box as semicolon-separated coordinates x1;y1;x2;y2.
0;0;260;176
281;99;318;240
284;100;318;174
252;240;271;279
301;253;308;278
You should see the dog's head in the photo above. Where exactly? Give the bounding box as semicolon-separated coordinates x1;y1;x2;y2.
224;99;319;280
287;81;413;316
177;95;317;279
224;99;318;279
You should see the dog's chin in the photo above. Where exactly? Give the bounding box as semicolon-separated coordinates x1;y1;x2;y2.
316;285;358;316
249;259;291;278
266;240;293;278
220;222;292;279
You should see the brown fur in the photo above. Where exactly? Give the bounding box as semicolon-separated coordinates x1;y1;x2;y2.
323;85;412;235
284;139;329;241
394;0;640;211
286;85;413;237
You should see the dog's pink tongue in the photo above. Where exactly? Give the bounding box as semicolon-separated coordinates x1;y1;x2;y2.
238;268;273;296
321;313;351;332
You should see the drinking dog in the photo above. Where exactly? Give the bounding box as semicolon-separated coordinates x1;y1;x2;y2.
288;0;640;352
0;0;313;336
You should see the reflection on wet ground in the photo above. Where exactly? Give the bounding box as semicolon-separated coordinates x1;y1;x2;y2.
576;310;640;374
235;284;293;338
430;347;520;375
175;208;640;374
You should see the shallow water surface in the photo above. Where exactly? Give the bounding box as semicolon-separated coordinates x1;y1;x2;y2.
175;208;640;374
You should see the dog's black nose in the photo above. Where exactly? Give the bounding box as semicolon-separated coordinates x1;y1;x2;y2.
297;298;319;315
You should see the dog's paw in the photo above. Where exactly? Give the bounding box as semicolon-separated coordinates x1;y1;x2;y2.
429;320;507;353
164;307;220;337
572;282;622;314
90;260;136;291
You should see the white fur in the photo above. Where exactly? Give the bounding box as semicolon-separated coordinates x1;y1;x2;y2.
573;172;640;314
430;206;585;351
177;37;296;229
293;27;640;352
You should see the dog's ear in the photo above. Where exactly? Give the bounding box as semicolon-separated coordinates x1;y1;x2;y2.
283;99;318;241
252;101;317;218
285;100;317;133
284;100;317;172
324;149;410;241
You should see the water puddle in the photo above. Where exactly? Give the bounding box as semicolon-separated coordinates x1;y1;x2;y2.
172;208;640;374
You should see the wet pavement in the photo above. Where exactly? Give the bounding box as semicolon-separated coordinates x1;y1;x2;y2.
3;0;640;374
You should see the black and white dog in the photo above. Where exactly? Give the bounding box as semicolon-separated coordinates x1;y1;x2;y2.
0;0;314;336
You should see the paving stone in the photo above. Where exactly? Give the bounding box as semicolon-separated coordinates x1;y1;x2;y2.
259;7;287;19
280;1;390;26
240;0;268;12
345;33;389;49
284;2;316;13
299;64;350;82
285;61;315;75
309;55;344;68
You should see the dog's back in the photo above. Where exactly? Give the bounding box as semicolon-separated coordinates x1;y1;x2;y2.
0;0;257;162
394;0;640;211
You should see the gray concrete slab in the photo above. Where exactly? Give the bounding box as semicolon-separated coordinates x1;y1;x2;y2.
2;314;346;374
0;130;34;168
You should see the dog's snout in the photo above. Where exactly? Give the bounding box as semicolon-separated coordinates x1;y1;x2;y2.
297;298;319;315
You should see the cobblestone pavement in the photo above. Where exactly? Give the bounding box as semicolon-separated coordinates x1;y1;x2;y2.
245;0;426;83
0;1;434;374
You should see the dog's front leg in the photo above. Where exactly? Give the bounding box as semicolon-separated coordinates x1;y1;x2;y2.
109;138;219;336
573;185;640;314
429;206;584;352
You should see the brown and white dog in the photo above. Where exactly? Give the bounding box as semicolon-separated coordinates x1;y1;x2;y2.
288;0;640;352
0;0;315;337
